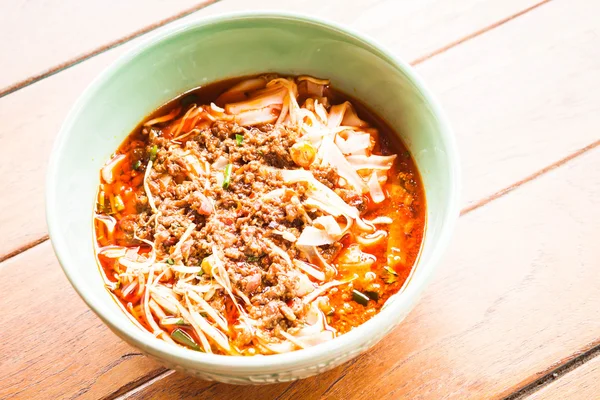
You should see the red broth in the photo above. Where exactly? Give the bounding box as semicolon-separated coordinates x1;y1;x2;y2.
94;75;425;354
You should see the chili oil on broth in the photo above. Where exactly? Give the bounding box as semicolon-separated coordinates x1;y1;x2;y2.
94;74;425;355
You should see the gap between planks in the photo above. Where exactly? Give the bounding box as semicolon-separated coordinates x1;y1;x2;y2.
104;138;600;400
503;343;600;400
0;0;220;99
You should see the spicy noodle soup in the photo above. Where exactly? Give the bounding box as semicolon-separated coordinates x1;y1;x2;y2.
94;75;425;355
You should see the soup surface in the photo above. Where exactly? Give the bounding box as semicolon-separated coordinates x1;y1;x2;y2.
94;75;425;355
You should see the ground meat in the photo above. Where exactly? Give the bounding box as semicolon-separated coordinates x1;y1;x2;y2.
134;122;342;334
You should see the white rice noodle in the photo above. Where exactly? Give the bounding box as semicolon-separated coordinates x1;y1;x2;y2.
346;154;397;170
170;264;203;274
186;290;229;332
187;306;232;354
296;330;335;347
313;216;342;237
212;155;229;170
235;105;280;126
279;330;308;349
327;101;368;129
314;101;329;125
144;160;158;214
294;259;325;281
297;75;330;85
335;131;372;155
320;136;368;193
149;298;167;320
256;335;296;354
182;154;205;176
101;154;126;184
225;76;268;95
302;279;353;304
356;230;388;247
118;245;156;272
272;229;297;243
143;267;173;342
171;223;196;262
275;94;290;124
234;289;252;306
177;301;212;353
278;169;359;219
95;215;117;236
295;244;335;275
225;87;286;114
261;188;287;201
210;102;225;113
368;172;386;203
365;216;393;225
150;288;180;315
263;238;293;267
209;247;248;318
296;226;335;247
98;245;127;259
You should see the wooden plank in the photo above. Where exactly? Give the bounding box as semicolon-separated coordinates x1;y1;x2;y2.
0;0;217;95
123;140;600;399
0;242;164;400
526;355;600;400
415;0;600;210
0;0;545;259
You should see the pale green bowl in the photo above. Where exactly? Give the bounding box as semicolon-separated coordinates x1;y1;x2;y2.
47;11;460;384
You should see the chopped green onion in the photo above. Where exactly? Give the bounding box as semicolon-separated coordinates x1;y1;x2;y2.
235;134;244;146
133;160;142;170
222;163;232;189
352;289;370;306
160;317;188;326
171;329;201;351
149;145;158;161
365;291;379;301
166;258;174;265
247;255;262;262
200;311;208;318
113;194;125;212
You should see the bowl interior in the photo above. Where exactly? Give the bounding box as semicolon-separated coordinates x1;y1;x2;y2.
47;13;459;375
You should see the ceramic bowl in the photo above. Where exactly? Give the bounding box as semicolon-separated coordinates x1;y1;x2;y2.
46;11;460;384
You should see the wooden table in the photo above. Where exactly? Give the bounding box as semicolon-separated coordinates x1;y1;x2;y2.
2;0;599;398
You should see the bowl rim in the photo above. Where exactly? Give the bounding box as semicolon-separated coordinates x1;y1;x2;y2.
46;10;461;372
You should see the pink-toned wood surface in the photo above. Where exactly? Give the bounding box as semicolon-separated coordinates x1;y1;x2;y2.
1;0;599;399
0;0;217;95
527;354;600;400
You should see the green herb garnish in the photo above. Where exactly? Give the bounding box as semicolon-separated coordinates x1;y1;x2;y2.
352;289;370;306
149;145;158;161
222;163;232;189
171;329;201;351
133;160;142;170
166;258;174;265
365;291;380;301
235;134;244;146
247;255;263;262
384;266;398;284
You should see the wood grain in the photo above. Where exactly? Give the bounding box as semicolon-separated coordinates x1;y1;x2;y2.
526;354;600;400
123;139;600;400
0;0;547;259
0;0;218;95
0;242;164;400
